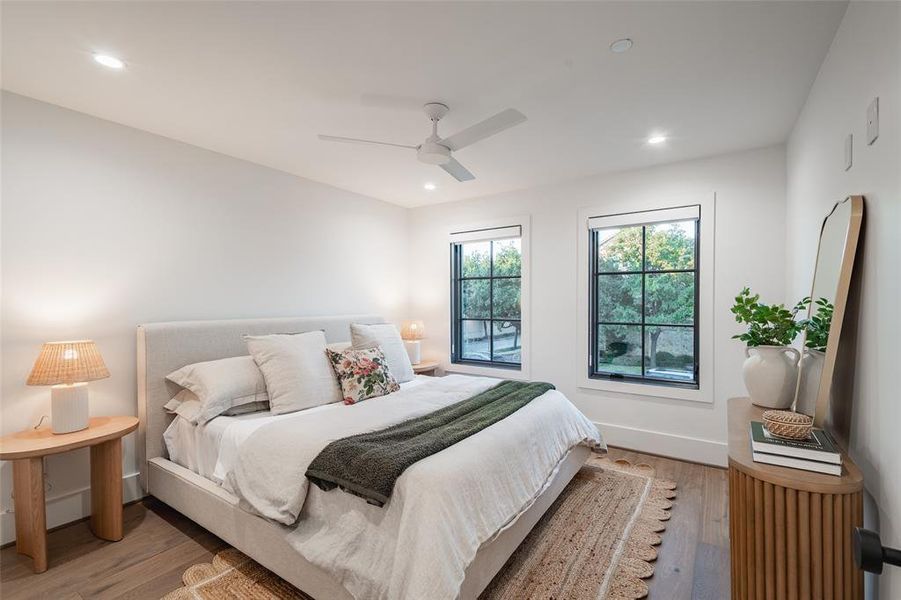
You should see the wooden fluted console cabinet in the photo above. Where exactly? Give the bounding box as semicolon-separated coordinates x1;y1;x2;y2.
727;397;863;599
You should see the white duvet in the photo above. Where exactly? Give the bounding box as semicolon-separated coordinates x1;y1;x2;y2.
215;375;604;600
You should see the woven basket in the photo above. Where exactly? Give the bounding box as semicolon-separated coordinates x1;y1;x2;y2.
762;410;814;440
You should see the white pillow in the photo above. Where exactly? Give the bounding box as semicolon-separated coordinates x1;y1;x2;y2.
165;389;269;423
245;331;342;414
166;356;269;425
326;341;352;353
164;389;203;423
350;323;415;383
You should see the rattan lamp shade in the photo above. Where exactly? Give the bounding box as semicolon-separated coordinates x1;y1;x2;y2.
401;320;425;341
26;340;110;386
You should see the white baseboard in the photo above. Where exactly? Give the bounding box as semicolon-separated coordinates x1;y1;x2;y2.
595;421;728;467
0;472;143;546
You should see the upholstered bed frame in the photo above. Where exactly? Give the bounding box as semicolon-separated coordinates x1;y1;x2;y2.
137;315;589;600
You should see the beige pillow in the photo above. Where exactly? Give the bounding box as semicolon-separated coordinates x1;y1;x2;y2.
164;389;203;423
165;389;269;424
166;356;269;425
351;323;415;383
245;331;342;414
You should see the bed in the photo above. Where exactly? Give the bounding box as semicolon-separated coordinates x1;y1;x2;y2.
137;315;602;599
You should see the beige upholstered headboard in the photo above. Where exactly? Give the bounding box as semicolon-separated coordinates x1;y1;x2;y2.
136;314;385;492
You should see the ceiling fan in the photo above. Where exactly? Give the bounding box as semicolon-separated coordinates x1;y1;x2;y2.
318;103;527;182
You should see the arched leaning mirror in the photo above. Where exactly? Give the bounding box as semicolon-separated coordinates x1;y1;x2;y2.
793;195;864;429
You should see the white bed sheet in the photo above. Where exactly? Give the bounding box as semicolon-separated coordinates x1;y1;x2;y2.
163;410;235;480
162;377;430;483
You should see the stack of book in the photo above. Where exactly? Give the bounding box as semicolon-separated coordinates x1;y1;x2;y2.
749;421;842;476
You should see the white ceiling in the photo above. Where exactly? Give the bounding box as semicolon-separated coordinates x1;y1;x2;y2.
1;1;846;207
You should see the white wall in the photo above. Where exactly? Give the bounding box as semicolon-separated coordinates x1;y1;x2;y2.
785;3;900;598
408;145;787;466
0;92;409;543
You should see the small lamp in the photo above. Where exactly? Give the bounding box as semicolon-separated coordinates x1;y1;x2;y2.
400;320;425;365
26;340;110;434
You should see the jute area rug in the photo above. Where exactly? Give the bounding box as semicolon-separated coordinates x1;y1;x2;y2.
162;456;676;600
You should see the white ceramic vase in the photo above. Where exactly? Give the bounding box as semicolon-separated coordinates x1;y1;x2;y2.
742;345;801;409
795;348;826;416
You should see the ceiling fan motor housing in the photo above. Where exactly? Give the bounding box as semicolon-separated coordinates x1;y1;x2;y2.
417;141;451;165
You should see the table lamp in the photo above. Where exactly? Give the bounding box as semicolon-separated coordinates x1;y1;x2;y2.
26;340;110;434
400;320;425;365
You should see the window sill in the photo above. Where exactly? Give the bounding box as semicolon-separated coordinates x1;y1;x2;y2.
447;362;530;381
579;375;712;403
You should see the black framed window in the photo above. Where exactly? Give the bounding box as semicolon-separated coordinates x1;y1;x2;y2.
451;234;522;369
589;209;699;387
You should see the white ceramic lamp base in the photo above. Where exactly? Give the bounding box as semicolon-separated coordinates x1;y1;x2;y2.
404;340;422;365
51;383;90;434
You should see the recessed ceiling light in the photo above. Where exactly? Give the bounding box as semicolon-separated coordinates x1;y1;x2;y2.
423;182;436;191
610;39;633;54
647;135;667;145
93;53;125;70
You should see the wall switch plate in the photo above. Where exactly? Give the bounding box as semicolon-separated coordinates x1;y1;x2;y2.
867;97;879;145
845;133;853;171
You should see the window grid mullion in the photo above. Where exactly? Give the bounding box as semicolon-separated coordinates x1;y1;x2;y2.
461;318;520;323
489;241;494;361
595;267;696;276
640;226;646;379
597;321;694;328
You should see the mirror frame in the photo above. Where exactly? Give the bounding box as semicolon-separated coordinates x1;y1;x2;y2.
796;195;864;427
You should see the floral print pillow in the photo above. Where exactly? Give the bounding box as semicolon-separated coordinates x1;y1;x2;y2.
326;346;400;405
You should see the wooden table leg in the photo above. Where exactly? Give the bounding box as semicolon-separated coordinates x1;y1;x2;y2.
90;437;123;541
13;457;47;573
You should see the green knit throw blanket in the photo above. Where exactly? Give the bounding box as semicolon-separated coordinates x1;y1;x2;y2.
305;380;554;506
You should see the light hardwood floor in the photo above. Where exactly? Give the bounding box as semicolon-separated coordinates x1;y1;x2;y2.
0;448;730;599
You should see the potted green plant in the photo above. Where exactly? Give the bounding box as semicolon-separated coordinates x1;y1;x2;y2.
796;296;834;352
731;287;803;408
793;297;835;414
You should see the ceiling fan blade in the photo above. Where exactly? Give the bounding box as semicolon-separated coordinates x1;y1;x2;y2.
318;134;417;150
441;108;527;151
440;157;475;182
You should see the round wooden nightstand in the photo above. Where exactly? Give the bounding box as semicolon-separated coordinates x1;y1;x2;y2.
0;415;138;573
727;398;863;599
412;360;441;376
